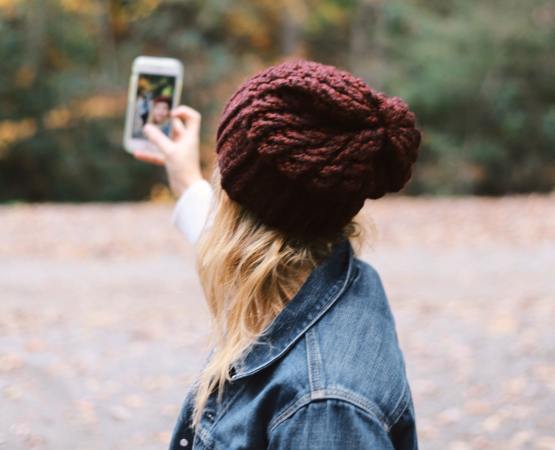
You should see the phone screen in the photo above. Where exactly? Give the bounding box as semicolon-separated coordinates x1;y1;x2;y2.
132;73;176;139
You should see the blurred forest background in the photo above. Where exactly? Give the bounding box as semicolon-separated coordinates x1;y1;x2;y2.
0;0;554;201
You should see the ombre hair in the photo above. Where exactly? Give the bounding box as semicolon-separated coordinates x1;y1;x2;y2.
190;165;374;428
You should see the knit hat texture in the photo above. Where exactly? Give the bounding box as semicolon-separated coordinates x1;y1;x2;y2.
216;59;421;239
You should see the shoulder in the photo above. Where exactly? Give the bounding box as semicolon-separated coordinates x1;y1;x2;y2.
319;257;410;421
321;256;401;353
274;257;411;431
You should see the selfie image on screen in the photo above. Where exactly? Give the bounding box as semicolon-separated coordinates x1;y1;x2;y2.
132;73;176;139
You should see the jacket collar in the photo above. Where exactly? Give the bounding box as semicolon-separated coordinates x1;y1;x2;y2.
230;237;355;381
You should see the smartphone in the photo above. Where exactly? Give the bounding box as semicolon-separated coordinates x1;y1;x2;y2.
123;56;184;154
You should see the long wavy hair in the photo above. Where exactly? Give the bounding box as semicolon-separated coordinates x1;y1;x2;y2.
190;165;375;428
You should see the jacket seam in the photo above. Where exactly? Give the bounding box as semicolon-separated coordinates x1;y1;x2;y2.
305;328;324;392
268;388;390;433
388;378;410;427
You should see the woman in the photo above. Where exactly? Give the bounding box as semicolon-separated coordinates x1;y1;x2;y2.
134;59;421;450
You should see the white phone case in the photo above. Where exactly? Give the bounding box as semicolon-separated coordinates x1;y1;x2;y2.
123;56;184;154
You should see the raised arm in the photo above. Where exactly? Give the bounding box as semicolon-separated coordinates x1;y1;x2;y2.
133;105;213;245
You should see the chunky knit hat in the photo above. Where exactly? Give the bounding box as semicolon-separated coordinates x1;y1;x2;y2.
216;59;421;239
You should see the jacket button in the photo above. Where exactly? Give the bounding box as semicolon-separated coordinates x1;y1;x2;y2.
179;438;189;447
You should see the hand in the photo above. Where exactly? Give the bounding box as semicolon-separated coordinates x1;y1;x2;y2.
133;105;204;198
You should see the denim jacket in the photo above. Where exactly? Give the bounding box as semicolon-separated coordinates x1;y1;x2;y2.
169;237;418;450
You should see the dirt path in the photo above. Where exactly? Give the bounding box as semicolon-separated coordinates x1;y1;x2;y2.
1;195;554;450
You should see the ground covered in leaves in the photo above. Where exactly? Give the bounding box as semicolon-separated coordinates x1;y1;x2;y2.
1;194;554;450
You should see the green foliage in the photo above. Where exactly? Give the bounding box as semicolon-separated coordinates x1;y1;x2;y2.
0;118;164;201
0;0;553;202
376;0;555;194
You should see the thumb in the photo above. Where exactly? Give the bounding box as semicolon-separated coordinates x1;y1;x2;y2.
143;124;172;155
171;117;186;138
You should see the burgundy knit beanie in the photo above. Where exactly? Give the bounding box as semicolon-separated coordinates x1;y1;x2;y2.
216;59;421;239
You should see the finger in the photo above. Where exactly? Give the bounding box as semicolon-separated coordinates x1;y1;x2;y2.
171;105;201;132
133;149;166;166
171;116;187;139
143;124;173;155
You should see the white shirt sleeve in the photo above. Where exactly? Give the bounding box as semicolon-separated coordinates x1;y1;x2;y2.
171;178;215;246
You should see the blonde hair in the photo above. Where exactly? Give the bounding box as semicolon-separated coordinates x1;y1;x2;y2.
190;165;374;428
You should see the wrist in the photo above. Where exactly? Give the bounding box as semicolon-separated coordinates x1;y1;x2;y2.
171;171;204;198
